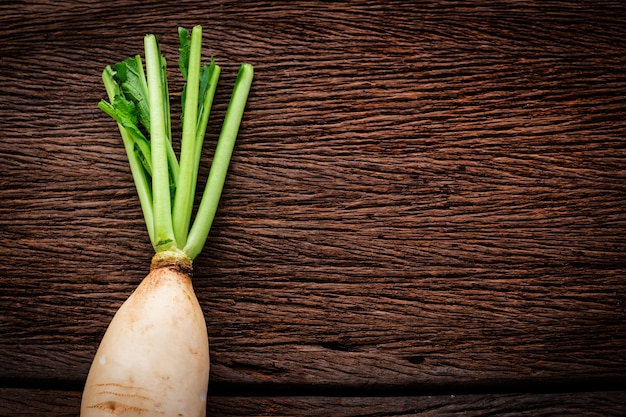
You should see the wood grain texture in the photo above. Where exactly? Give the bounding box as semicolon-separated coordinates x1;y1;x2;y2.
2;388;626;417
1;0;626;410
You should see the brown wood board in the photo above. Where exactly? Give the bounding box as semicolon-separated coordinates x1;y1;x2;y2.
1;0;625;415
2;388;626;417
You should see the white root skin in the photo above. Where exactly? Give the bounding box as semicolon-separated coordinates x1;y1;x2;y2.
80;267;209;417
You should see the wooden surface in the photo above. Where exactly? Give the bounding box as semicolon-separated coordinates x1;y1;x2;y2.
1;0;626;415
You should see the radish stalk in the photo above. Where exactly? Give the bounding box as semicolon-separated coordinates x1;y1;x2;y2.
81;26;253;417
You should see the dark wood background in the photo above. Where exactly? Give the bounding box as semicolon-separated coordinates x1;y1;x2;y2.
1;1;626;415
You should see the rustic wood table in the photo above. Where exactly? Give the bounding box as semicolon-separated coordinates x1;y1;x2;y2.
2;1;626;415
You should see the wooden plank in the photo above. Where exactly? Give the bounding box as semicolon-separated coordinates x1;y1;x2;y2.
1;0;626;394
208;392;626;416
2;388;626;416
0;389;81;417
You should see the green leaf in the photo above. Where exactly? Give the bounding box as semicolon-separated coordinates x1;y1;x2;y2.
100;66;155;244
181;83;188;124
178;27;191;80
113;56;151;135
112;60;128;83
99;95;137;127
134;141;153;177
99;95;153;176
122;81;150;134
196;61;216;129
179;28;194;125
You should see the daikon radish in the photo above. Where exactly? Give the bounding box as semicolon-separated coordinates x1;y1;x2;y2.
80;26;253;417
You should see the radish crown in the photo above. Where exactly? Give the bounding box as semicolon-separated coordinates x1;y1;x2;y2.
98;26;253;261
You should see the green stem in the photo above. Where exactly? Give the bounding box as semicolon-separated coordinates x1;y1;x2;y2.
100;28;253;261
173;25;203;247
101;66;155;243
184;63;254;260
134;55;149;110
163;59;180;188
145;34;175;251
192;62;221;204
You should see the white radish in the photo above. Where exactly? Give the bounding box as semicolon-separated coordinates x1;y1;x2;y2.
81;260;209;417
81;25;253;416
